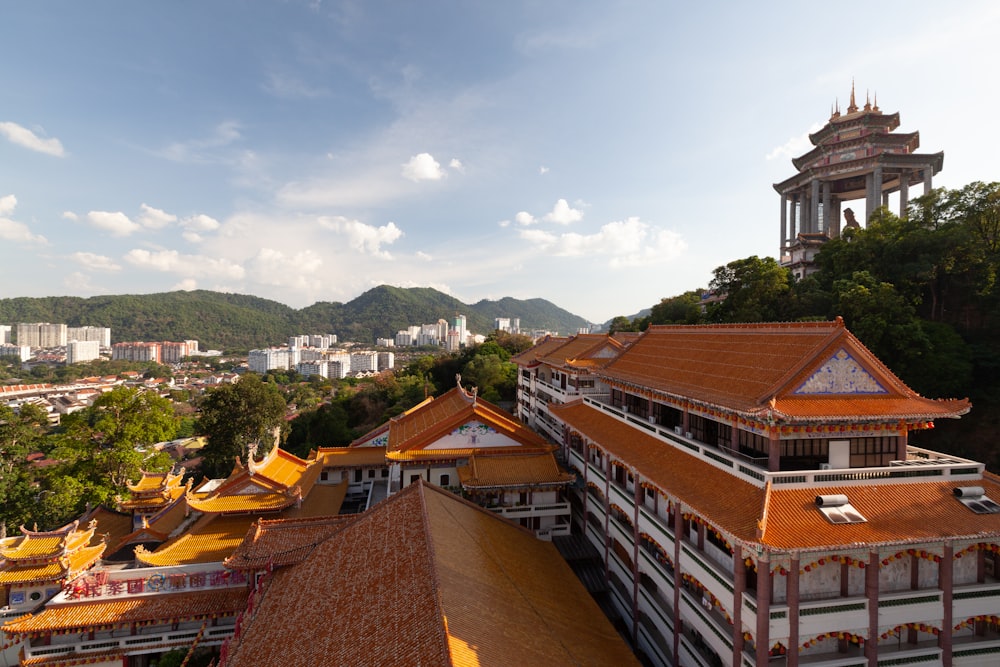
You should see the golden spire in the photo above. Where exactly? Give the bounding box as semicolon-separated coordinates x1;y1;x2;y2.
872;91;880;113
848;79;858;113
864;89;872;112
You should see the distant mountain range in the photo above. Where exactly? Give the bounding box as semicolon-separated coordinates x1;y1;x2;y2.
0;287;591;351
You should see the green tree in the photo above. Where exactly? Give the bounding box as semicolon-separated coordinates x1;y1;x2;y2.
461;353;516;403
198;374;287;478
649;290;705;325
707;255;792;323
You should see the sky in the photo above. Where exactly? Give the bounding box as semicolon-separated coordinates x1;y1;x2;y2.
3;2;1000;325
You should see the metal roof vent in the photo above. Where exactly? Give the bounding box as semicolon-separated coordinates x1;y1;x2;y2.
953;486;1000;514
815;494;866;524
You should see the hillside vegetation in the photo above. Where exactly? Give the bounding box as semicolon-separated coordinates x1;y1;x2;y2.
0;286;590;350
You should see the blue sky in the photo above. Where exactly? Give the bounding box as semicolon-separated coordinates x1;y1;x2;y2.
2;1;999;324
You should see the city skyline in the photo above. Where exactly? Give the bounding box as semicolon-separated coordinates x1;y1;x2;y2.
2;2;999;323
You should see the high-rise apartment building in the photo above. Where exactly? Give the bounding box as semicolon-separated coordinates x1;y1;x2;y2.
67;326;112;348
67;340;101;364
17;323;68;348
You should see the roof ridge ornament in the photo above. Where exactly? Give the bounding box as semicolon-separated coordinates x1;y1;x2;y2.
848;79;858;114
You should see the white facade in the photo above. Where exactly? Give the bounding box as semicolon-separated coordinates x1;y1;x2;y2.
248;348;290;374
17;323;68;348
377;351;395;371
0;343;31;362
297;360;329;378
376;337;394;347
0;324;12;344
350;351;378;373
66;326;111;348
66;340;101;364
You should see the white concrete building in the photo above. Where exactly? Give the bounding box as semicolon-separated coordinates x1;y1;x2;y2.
66;340;101;364
0;343;31;362
66;326;111;348
350;351;378;373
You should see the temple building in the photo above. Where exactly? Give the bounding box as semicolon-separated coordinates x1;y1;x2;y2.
216;479;640;667
775;83;944;278
517;319;1000;666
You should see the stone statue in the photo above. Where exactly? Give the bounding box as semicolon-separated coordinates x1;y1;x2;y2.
843;208;861;229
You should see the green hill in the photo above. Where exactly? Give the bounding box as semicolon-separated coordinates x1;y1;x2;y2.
0;287;590;351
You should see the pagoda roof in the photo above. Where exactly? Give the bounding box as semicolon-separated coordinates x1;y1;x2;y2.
385;384;550;454
126;470;184;495
0;520;97;562
3;587;247;637
0;543;106;585
553;400;1000;551
80;506;135;558
595;319;969;423
457;452;575;489
773;150;945;195
219;480;640;667
791;130;920;171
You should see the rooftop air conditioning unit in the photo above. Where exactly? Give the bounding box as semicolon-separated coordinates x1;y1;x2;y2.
685;432;693;439
673;426;682;435
819;463;833;471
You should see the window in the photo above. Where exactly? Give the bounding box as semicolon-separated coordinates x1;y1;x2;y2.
368;469;375;479
381;468;389;478
440;474;450;487
354;469;363;483
320;471;328;481
410;474;421;484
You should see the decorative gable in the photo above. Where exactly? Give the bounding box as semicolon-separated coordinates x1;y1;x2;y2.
235;483;273;495
424;420;519;450
794;348;887;395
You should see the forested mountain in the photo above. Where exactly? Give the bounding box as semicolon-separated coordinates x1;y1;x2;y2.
0;286;589;350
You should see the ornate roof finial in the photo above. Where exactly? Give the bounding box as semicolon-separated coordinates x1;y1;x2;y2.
872;91;879;112
847;79;858;113
864;89;872;112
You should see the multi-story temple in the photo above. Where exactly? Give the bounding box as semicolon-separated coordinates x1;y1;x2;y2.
512;320;1000;666
775;83;944;278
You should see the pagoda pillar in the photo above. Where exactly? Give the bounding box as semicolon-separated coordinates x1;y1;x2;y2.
821;182;831;234
732;547;746;667
865;550;879;667
755;559;771;667
810;179;820;233
830;198;842;238
787;554;800;667
780;194;788;249
872;166;884;216
865;173;875;221
790;194;799;238
899;171;910;217
924;167;933;194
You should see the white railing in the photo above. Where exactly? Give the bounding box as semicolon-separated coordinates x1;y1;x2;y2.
25;624;235;659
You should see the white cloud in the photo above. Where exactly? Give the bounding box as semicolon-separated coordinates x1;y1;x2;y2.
62;211;78;221
497;219;511;228
0;121;65;157
247;248;324;287
159;121;242;163
318;216;403;258
518;217;686;267
515;211;536;226
87;210;141;237
125;248;246;280
539;166;549;175
765;122;824;161
173;279;198;291
543;198;584;225
401;153;444;182
138;204;177;230
449;158;464;173
182;214;221;232
262;71;329;99
71;252;121;271
0;194;48;244
415;251;433;261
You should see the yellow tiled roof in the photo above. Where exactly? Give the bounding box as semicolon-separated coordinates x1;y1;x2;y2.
0;535;64;560
221;481;640;667
3;588;247;636
135;515;258;566
457;453;575;489
185;491;296;514
316;446;388;467
126;470;182;494
0;544;105;585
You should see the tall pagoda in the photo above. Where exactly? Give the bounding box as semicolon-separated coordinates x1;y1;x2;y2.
775;83;943;276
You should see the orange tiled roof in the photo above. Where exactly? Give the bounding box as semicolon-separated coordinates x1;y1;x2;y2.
386;385;550;454
280;479;347;519
220;481;639;667
552;401;765;542
536;333;623;370
3;587;247;636
224;514;354;571
457;453;575;489
135;514;258;566
186;490;298;514
315;446;388;467
597;320;970;421
510;335;570;366
761;477;1000;550
126;470;183;494
81;507;134;556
